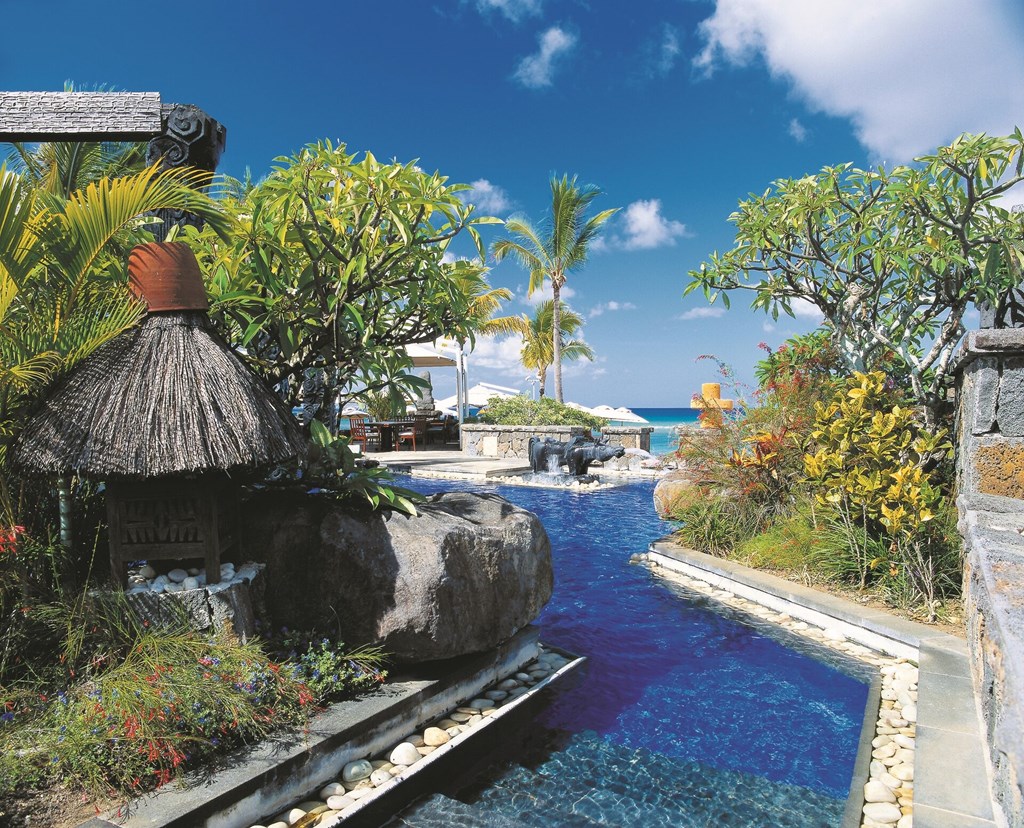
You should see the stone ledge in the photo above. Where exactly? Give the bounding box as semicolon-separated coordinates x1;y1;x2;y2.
952;329;1024;374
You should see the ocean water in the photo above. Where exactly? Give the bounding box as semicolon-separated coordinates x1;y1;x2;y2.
388;477;869;827
631;407;701;456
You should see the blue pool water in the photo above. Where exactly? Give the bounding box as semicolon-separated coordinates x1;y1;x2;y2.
389;478;870;827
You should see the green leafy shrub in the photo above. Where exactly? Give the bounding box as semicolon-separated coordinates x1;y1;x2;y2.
478;396;607;429
803;371;957;615
732;502;843;572
671;493;765;556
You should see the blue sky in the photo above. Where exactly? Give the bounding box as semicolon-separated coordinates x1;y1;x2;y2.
3;0;1024;406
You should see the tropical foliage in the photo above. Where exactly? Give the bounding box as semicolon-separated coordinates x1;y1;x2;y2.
686;130;1024;425
803;371;955;612
478;395;608;429
189;141;503;422
511;299;594;398
670;353;961;619
493;175;616;402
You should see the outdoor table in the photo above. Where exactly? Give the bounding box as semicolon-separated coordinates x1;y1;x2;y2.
368;421;402;451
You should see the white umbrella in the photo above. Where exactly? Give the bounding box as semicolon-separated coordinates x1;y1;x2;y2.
565;401;598;414
590;404;649;424
403;343;457;367
437;383;520;410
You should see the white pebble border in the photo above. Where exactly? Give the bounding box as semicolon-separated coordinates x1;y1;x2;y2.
123;560;262;595
246;648;572;828
649;564;916;828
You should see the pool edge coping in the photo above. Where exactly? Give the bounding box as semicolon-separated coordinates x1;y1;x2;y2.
647;538;996;828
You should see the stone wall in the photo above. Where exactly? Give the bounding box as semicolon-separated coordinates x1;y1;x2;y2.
461;424;652;459
954;328;1024;826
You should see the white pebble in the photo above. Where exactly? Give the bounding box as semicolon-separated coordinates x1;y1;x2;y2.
342;758;373;782
863;801;902;823
389;742;421;766
319;782;345;799
864;779;897;803
167;568;188;583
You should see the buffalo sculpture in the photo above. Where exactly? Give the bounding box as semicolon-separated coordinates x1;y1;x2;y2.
528;435;625;477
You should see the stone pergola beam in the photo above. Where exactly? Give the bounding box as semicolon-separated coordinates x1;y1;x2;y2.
0;91;163;141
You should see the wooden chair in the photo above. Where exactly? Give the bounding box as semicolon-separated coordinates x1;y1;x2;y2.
349;416;382;452
396;416;428;451
425;416;447;445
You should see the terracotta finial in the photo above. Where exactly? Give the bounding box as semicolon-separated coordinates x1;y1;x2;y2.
128;242;210;313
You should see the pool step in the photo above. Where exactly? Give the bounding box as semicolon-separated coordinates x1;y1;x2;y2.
380;793;524;828
465;732;847;828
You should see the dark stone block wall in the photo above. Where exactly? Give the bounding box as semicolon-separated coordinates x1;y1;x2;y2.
954;328;1024;826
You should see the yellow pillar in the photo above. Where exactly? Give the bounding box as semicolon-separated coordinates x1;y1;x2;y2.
690;382;734;428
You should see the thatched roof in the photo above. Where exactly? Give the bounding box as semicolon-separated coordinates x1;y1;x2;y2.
11;312;306;479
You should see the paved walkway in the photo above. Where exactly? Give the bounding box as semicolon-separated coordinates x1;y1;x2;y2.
365;445;531;479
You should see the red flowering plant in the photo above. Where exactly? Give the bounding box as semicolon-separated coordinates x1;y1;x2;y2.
673;344;841;553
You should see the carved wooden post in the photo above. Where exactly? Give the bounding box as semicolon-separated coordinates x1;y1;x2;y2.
146;103;226;240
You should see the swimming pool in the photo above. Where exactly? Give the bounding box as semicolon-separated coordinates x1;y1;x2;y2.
387;478;871;827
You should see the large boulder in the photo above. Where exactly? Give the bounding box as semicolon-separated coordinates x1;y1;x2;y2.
653;469;702;517
240;490;553;663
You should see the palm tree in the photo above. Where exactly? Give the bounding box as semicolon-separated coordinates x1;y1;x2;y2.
3;83;147;199
492;175;616;402
514;300;594;398
5;139;146;199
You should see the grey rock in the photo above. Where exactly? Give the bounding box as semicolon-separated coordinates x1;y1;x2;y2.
242;491;552;662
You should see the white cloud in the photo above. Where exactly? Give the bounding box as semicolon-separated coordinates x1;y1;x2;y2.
762;321;776;333
621;199;688;249
790;297;824;322
642;23;682;77
476;0;542;22
590;300;637;318
694;0;1024;160
678;307;726;321
788;118;807;143
513;26;577;89
524;283;576;305
462;179;513;215
469;334;525;374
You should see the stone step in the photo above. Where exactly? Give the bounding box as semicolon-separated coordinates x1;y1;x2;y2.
382;793;524;828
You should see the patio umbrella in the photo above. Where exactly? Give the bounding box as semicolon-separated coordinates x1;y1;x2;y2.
590;404;649;424
403;343;457;367
437;382;520;411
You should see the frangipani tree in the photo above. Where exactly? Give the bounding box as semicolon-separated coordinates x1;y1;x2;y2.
192;141;502;424
686;131;1024;426
493;175;616;402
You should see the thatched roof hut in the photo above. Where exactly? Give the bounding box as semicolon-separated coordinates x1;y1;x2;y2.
11;242;305;479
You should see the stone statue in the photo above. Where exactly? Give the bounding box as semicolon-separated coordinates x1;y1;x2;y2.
415;370;436;416
528;435;625;477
